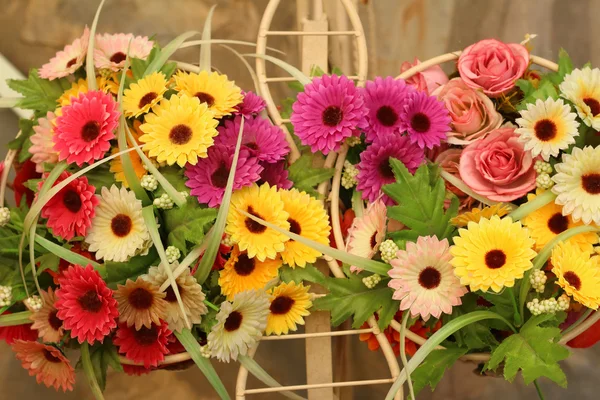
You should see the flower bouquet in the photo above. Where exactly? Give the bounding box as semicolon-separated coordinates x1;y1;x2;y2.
0;3;337;398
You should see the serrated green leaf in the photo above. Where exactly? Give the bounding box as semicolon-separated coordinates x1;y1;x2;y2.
517;78;559;111
443;293;498;350
288;153;335;198
7;69;70;114
411;348;467;395
485;314;570;387
548;48;573;85
163;198;217;253
104;248;158;284
279;264;326;286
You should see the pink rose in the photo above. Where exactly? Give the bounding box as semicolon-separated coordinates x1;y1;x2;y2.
435;148;476;209
458;39;529;97
433;78;503;145
459;128;536;202
401;58;448;95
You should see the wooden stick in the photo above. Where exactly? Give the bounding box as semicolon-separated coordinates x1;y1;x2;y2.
329;143;348;251
265;30;358;36
261;328;373;340
560;311;600;344
243;378;396;394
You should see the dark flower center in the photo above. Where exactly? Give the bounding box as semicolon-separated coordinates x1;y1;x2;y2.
224;311;243;332
244;206;267;234
322;106;343;127
138;92;158;109
245;142;259;151
62;189;82;213
584;98;600;116
128;287;154;310
564;271;582;290
210;161;229;189
109;52;127;64
43;349;62;363
485;249;506;269
234;253;255;276
111;214;132;237
270;296;295;315
370;232;378;249
288;218;301;235
547;213;569;234
378;159;394;179
169;124;193;145
78;290;103;313
133;325;159;346
194;92;215;107
66;58;77;68
376;106;398;127
164;284;183;303
81;121;101;142
533;119;557;141
48;310;63;330
418;266;442;289
410;112;431;133
582;173;600;194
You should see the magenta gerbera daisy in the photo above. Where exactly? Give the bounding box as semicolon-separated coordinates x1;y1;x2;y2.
291;74;367;154
235;91;267;117
399;90;451;149
357;132;424;204
361;76;415;142
94;33;154;71
54;90;120;166
39;26;90;80
258;161;293;190
215;115;289;163
39;171;99;241
113;321;171;368
55;264;119;344
185;145;263;207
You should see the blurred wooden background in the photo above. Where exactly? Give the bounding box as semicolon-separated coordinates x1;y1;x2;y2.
1;0;600;398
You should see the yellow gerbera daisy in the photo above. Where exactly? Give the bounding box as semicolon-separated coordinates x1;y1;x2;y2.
109;121;147;187
265;282;312;335
522;193;598;252
559;67;600;130
139;93;218;167
174;70;243;118
278;189;331;268
57;77;116;106
450;203;512;228
219;245;281;300
226;183;290;261
450;216;537;292
122;71;168;117
551;241;600;309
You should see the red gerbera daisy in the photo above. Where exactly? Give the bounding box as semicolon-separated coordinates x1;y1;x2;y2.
48;242;96;284
113;321;171;368
38;171;99;240
13;159;42;207
0;312;38;344
55;264;118;344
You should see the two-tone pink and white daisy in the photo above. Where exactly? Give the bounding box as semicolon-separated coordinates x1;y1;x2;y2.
30;112;59;173
39;26;89;80
94;33;153;71
388;235;467;321
346;199;387;273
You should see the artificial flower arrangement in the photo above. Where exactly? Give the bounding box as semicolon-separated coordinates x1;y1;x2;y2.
0;4;337;399
268;37;600;399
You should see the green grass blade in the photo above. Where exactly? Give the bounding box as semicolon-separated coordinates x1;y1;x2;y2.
194;117;245;284
81;342;105;400
144;31;199;76
244;53;311;86
199;5;217;71
34;234;104;273
238;355;306;400
175;329;231;400
220;45;260;94
0;311;32;327
159;232;210;292
0;98;22;108
86;0;107;91
180;39;285;55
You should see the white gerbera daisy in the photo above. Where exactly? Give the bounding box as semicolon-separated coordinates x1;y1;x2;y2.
144;262;207;332
207;290;269;362
515;98;579;161
85;185;150;262
94;33;153;71
552;146;600;225
388;235;467;321
560;67;600;130
345;199;387;273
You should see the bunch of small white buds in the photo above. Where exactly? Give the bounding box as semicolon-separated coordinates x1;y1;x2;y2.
0;207;10;227
529;270;547;293
341;161;359;189
153;193;174;210
362;274;382;289
379;240;399;264
0;285;12;307
24;295;43;312
140;175;159;191
165;246;181;264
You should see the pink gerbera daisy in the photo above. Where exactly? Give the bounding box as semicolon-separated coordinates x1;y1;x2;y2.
291;74;367;154
11;340;75;392
357;132;424;204
55;264;119;344
54;90;120;166
39;171;99;240
215;115;289;163
185;145;263;207
361;76;415;142
235;91;267;117
39;26;90;80
0;312;38;344
346;199;387;273
258;161;293;190
30;112;59;173
94;33;154;71
399;91;451;149
388;235;467;321
113;322;171;368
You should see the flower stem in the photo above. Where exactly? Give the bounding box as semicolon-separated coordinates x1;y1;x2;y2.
0;311;32;327
508;287;522;327
81;342;105;400
534;380;545;400
204;299;220;312
508;190;556;221
400;313;416;400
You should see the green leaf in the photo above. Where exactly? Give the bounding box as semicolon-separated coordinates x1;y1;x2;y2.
288;153;335;198
383;160;458;243
443;293;498;350
485;314;570;387
314;274;399;329
163;197;217;253
411;348;468;395
548;48;573;85
517;77;559;110
7;69;70;114
8;119;34;152
104;247;158;284
279;264;326;286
